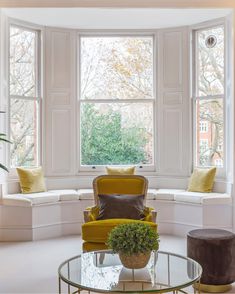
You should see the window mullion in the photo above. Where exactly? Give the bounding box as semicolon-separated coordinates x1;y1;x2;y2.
79;98;155;104
194;94;224;101
10;95;41;101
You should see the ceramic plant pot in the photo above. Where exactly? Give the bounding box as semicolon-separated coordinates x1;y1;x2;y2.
119;251;151;269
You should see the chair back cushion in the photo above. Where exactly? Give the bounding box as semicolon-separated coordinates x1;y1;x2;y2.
97;194;144;220
93;175;148;205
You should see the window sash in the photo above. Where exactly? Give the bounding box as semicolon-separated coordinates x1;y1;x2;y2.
194;25;225;98
193;23;226;175
78;34;156;171
9;24;41;169
79;34;155;102
193;96;225;170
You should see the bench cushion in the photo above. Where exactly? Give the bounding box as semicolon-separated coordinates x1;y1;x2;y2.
49;189;79;201
147;189;157;200
1;195;32;207
174;191;231;204
2;189;231;206
77;189;94;200
155;189;184;201
5;192;60;205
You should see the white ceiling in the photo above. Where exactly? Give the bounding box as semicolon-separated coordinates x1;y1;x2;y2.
3;8;232;29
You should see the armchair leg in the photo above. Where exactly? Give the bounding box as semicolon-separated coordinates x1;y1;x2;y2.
99;253;105;265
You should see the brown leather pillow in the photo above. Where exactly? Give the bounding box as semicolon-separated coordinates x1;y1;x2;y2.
97;194;145;220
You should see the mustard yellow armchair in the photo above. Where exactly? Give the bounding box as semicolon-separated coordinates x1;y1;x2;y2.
82;175;157;252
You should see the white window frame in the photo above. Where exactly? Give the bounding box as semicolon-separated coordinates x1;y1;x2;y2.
192;20;226;178
77;31;157;173
8;19;43;172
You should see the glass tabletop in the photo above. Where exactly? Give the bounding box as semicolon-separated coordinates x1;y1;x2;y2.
58;250;202;293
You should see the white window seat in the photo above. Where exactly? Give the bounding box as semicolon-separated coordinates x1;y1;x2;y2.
1;188;231;205
0;188;232;241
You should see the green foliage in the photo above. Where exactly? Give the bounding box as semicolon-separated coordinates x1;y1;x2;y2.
81;103;148;165
107;223;160;256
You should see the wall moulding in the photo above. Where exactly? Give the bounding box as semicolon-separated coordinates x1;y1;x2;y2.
0;0;235;8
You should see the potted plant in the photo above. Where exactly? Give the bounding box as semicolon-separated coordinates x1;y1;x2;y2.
0;111;11;172
107;222;160;269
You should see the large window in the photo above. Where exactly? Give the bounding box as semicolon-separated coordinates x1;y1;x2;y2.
194;25;225;169
79;36;155;169
9;25;41;167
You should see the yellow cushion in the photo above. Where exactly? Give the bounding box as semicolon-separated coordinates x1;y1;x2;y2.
82;219;157;243
16;167;46;194
188;167;216;193
106;166;135;175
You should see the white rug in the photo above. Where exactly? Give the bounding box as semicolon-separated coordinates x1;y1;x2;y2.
0;235;234;294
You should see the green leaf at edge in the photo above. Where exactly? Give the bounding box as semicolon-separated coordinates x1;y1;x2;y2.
0;138;11;144
0;163;9;172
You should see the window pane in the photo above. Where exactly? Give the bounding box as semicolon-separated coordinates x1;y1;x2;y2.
196;99;223;167
80;102;153;165
10;99;39;167
80;37;153;100
10;26;37;97
197;26;224;97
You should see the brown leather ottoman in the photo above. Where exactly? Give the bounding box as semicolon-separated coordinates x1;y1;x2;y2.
187;229;235;293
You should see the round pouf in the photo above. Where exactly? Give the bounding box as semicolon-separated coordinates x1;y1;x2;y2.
187;229;235;293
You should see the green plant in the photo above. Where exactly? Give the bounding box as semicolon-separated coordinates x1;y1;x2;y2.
0;111;11;172
107;223;160;256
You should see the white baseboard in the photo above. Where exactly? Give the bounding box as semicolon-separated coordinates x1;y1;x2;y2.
0;221;83;241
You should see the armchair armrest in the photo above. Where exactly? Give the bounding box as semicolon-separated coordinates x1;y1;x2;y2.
83;205;99;223
150;210;157;223
144;206;157;223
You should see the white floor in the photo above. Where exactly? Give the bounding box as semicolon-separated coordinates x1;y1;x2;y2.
0;235;234;294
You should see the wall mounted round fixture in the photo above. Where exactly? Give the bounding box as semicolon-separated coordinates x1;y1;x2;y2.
205;35;217;48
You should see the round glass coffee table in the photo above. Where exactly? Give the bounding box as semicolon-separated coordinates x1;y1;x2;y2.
58;250;202;293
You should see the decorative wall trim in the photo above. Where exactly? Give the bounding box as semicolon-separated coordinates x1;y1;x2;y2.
0;1;234;8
